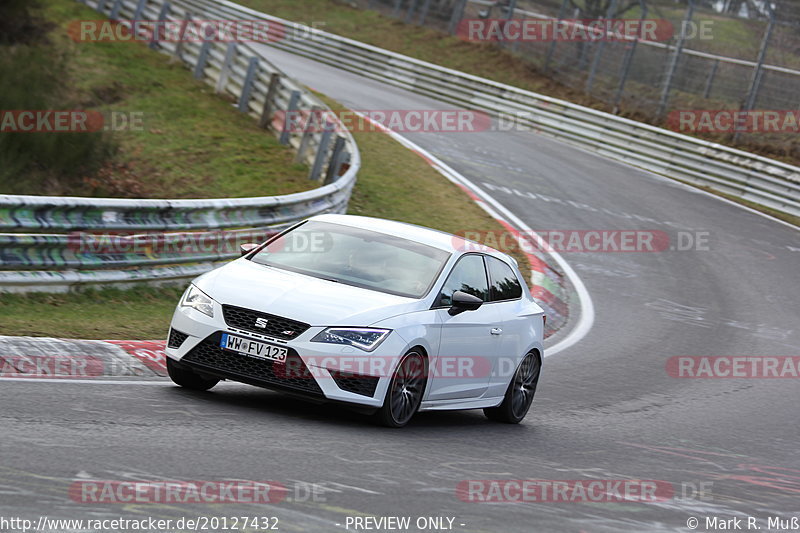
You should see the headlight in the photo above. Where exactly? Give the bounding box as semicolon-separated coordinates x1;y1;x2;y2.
180;285;215;318
311;328;391;352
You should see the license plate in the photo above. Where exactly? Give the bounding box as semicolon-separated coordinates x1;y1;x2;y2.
220;333;288;363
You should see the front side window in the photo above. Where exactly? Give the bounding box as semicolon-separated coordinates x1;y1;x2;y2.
487;256;523;301
437;255;489;307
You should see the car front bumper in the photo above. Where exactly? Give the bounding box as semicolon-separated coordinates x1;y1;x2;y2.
166;304;410;408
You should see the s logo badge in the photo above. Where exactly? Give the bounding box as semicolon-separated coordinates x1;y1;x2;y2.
254;317;269;329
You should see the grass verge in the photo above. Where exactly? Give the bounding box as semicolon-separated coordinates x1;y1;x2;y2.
1;0;310;198
0;288;184;340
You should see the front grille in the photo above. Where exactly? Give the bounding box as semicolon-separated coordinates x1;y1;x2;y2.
222;305;310;340
181;333;323;396
330;371;380;397
167;328;189;349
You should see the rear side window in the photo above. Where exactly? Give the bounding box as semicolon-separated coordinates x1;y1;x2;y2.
437;255;489;306
487;256;523;301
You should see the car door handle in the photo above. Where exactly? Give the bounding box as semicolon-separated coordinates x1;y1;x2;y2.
490;327;503;336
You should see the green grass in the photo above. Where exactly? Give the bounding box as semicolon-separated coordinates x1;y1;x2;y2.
1;0;311;198
0;287;184;340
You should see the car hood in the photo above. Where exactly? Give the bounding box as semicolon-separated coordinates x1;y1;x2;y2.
194;259;423;327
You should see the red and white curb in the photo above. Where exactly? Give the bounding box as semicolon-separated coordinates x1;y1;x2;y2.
0;336;167;382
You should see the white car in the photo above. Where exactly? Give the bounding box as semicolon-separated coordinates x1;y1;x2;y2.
165;214;545;427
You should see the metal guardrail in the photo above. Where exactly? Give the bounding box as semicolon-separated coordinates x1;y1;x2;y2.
0;0;361;291
195;0;799;217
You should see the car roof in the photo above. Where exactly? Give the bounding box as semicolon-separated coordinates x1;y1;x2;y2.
310;214;514;263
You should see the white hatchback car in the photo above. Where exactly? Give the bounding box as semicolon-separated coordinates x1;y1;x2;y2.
166;214;545;427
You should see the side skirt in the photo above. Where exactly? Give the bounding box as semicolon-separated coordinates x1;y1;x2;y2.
419;396;504;411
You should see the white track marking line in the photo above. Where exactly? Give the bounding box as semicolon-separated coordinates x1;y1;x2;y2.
354;113;595;357
521;126;800;231
641;168;799;231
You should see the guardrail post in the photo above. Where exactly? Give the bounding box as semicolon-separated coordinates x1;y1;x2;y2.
133;0;147;20
215;42;237;94
238;57;260;113
110;0;123;20
296;106;322;163
149;2;171;51
259;72;281;129
171;15;191;63
544;0;568;72
334;150;351;182
193;40;212;79
448;0;466;35
505;0;517;19
309;121;335;181
280;90;302;145
324;136;346;184
657;0;694;118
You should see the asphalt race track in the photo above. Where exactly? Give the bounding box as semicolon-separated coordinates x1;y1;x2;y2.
1;40;799;533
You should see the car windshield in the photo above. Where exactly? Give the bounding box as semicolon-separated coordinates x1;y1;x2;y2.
249;221;451;298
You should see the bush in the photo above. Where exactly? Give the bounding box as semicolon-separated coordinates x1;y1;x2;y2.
0;0;51;45
0;5;116;194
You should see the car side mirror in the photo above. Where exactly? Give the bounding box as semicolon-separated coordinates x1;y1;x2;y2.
448;290;483;316
240;243;259;257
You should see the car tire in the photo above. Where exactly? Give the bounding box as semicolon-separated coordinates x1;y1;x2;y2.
374;350;427;428
166;357;219;391
484;350;541;424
